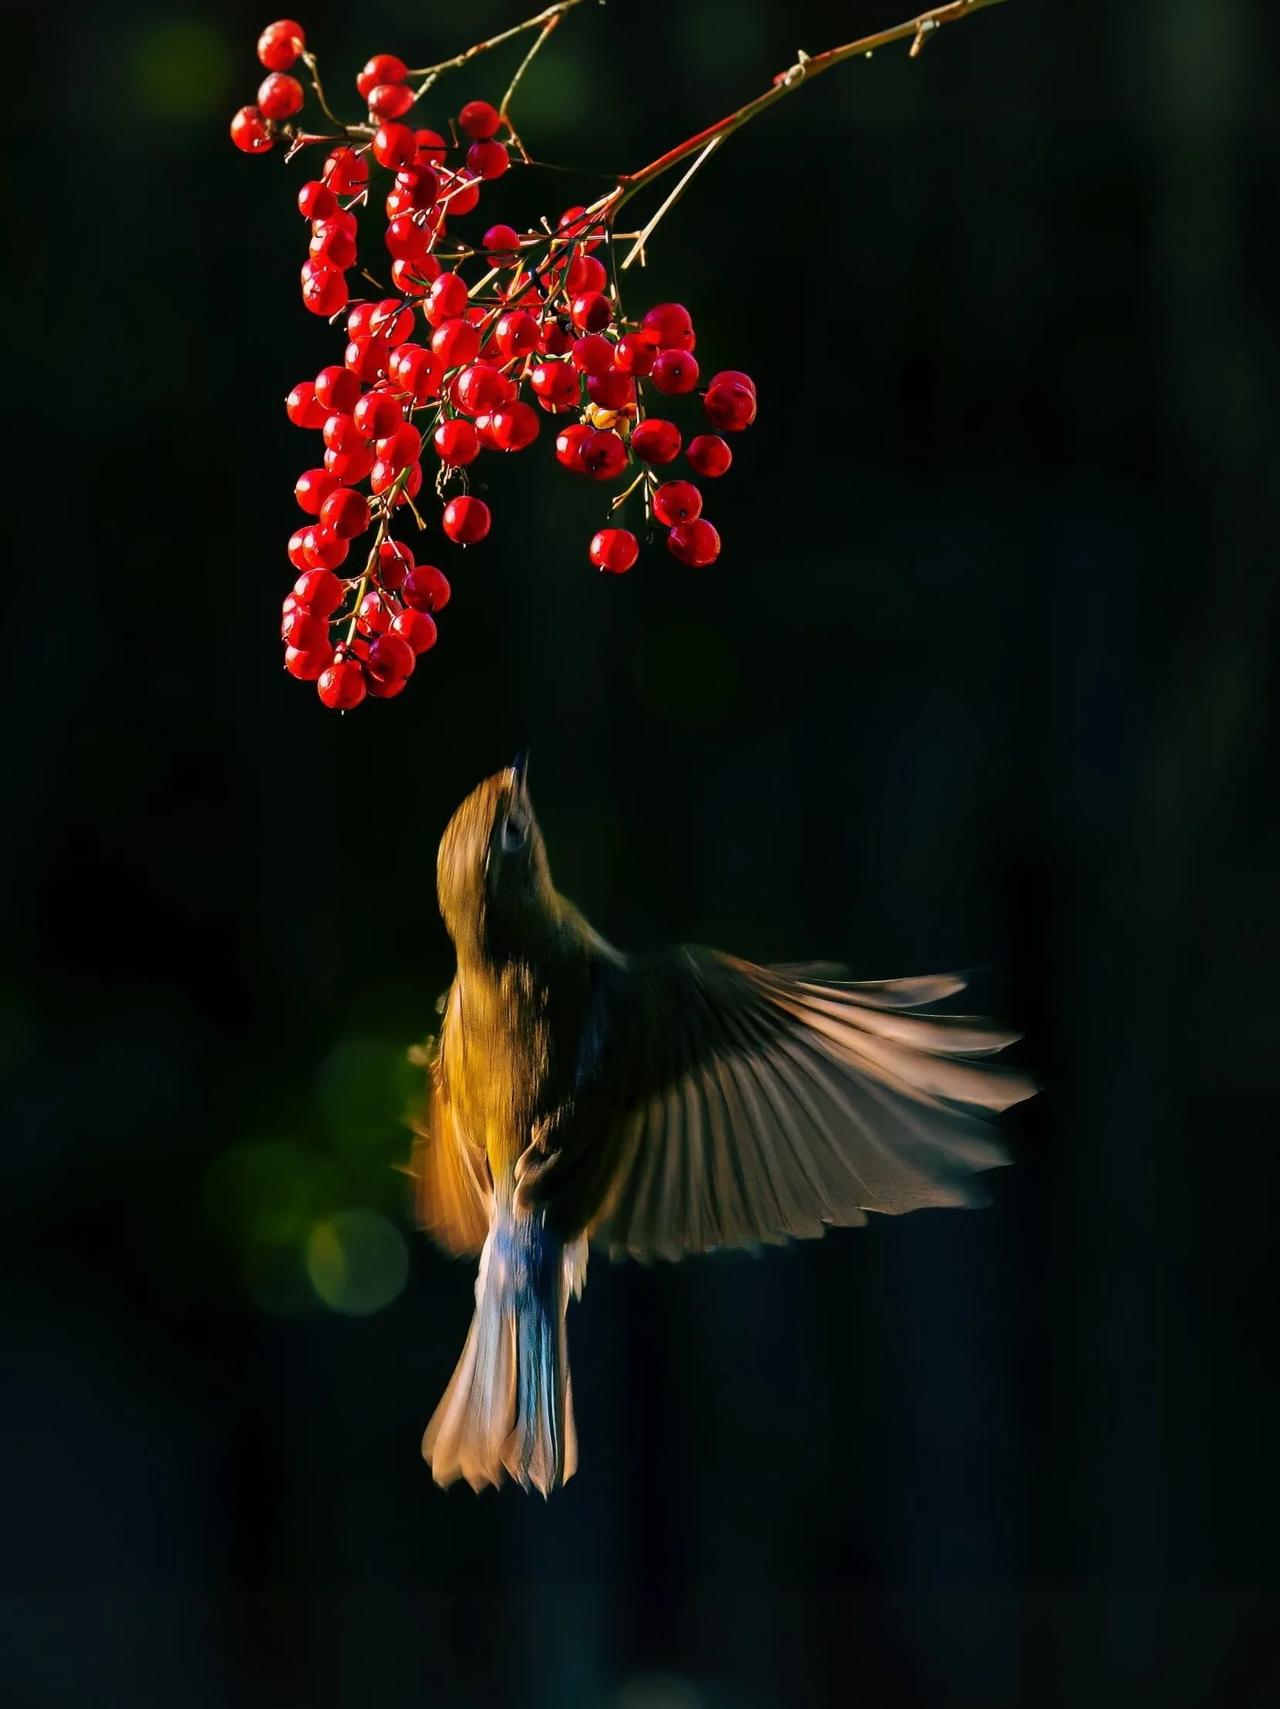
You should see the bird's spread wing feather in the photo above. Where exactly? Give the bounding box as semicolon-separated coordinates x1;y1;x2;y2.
409;1012;491;1256
521;950;1034;1262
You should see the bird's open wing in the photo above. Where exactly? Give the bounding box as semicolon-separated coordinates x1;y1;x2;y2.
408;1013;491;1256
520;950;1034;1262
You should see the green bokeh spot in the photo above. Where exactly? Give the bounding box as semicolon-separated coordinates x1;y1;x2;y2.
306;1210;410;1315
203;1137;339;1249
316;1035;418;1157
132;20;231;122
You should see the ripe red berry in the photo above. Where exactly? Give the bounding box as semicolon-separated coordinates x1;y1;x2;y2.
281;605;327;651
467;140;509;180
652;480;702;526
488;401;539;452
557;205;602;249
686;433;732;477
285;642;330;681
530;362;579;412
709;369;756;395
403;564;451;612
427;271;469;326
293;567;345;614
323;145;368;195
377;539;414;591
370;458;423;501
434;417;480;465
295;466;339;514
257;72;303;120
368;83;414;120
494;308;540;358
287;529;312;571
317;657;367;710
581;429;627;481
353;389;403;440
230;106;273;154
483;224;521;266
297;179;338;219
431;317;481;367
302;522;350;570
667;518;720;567
390;257;436;296
704;382;756;432
565;253;608;295
589;528;639;574
357;54;408;97
367;631;416;683
571;334;614;377
344;335;391;383
613;333;655;376
320;487;371;539
392;608;439;652
376;422;423;470
286;380;327;429
309;219;357;270
322;412;363;456
258;19;305;71
570;291;612;333
650;349;700;396
630;418;681;465
314;365;362;414
453;363;512;417
372;122;416;171
641;302;695;351
389;343;443;403
586;372;634;411
442;495;491;544
458;99;501;139
440;169;480;215
300;260;347;317
555;423;593;473
385;212;431;260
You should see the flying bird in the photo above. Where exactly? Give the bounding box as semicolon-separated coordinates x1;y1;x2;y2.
412;759;1034;1495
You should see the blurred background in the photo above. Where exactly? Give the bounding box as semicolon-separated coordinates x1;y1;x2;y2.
3;0;1278;1703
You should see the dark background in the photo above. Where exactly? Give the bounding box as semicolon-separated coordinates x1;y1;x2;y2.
3;0;1278;1704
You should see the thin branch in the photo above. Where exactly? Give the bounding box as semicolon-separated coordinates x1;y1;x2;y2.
619;136;723;270
500;11;563;159
407;0;587;104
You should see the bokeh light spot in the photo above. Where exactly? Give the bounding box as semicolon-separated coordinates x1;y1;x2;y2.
132;20;231;121
306;1210;410;1315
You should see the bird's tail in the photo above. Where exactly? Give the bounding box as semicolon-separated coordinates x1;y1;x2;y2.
423;1212;584;1496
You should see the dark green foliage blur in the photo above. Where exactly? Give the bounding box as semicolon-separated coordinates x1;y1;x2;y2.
3;1;1278;1705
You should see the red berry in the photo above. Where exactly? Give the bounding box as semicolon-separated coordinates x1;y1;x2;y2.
377;540;414;591
287;529;312;571
442;495;491;544
570;291;612;333
565;253;607;295
285;642;330;681
667;518;720;566
686;433;732;478
392;608;439;652
467;139;509;180
458;99;501;139
325;443;374;484
297;179;338;219
257;72;303;119
613;333;655;376
641;302;695;351
309;219;356;270
431;317;481;367
453;364;512;417
286;380;327;429
314;365;361;414
367;631;416;683
530;362;579;413
353;389;403;440
414;128;448;166
389;343;443;403
281;605;326;651
589;529;639;574
302;523;350;570
385;212;431;260
372;122;416;170
317;657;367;710
555;422;593;472
376;422;422;470
630;418;681;465
391;257;436;296
322;412;363;456
439;169;480;215
650;349;699;396
581;429;627;481
323;145;368;195
704;382;756;432
344;335;391;384
572;334;614;377
370;458;422;502
357;591;395;635
368;83;414;121
488;401;539;452
434;417;480;465
495;308;540;358
258;19;305;71
293;567;345;614
357;54;408;98
230;106;273;154
371;294;416;338
586;372;634;411
300;260;347;317
483;224;520;265
320;487;371;539
709;369;756;395
403;564;451;612
652;480;702;526
427;272;469;326
557;205;602;249
295;466;339;514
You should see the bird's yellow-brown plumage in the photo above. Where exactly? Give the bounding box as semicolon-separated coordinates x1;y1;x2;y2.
412;762;1035;1495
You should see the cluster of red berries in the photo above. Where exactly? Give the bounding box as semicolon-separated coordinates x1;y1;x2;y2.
231;19;757;707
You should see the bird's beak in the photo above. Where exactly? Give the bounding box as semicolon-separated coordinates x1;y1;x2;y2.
510;749;530;799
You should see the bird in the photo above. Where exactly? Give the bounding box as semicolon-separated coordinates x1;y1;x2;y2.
411;757;1034;1496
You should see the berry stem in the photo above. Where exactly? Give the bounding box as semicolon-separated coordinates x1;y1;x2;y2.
612;0;1006;212
499;10;565;159
618;136;723;271
406;0;587;104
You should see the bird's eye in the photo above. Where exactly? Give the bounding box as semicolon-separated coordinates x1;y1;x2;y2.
500;811;529;853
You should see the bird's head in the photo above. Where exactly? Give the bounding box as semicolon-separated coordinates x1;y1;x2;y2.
436;753;555;955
